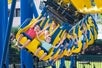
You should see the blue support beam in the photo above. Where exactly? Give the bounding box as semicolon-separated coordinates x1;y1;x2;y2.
52;64;56;68
20;49;34;68
70;55;77;68
20;0;38;68
21;0;33;23
0;0;16;68
0;0;8;67
0;0;5;67
32;0;39;18
60;57;66;68
52;57;66;68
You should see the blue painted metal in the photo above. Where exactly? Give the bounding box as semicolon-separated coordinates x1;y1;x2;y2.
0;0;16;68
20;49;34;68
0;0;5;67
21;0;33;23
32;0;38;18
60;57;66;68
52;64;56;68
20;0;38;68
70;55;77;68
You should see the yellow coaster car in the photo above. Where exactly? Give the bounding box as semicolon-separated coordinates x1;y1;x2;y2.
16;15;98;62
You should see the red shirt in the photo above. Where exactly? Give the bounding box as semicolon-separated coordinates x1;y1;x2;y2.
26;27;37;39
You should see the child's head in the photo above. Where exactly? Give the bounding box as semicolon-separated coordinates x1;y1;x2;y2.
45;36;51;43
52;19;58;29
51;22;57;29
34;25;41;32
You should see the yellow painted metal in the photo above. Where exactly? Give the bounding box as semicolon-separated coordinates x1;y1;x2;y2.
37;25;64;61
68;0;102;13
84;0;92;9
16;14;98;61
71;40;82;53
61;0;70;6
8;0;12;4
94;0;102;8
55;0;102;13
70;0;85;11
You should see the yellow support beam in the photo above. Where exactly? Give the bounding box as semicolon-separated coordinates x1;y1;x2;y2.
70;0;85;10
62;0;70;5
84;0;92;9
70;0;102;14
79;6;102;14
94;0;102;8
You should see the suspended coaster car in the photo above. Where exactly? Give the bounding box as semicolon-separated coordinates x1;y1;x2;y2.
16;0;98;62
57;15;98;59
16;13;67;61
16;15;98;62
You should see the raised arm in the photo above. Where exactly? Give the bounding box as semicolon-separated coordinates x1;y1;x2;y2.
38;23;51;35
59;32;67;44
54;32;67;48
36;33;42;42
30;17;46;28
43;23;51;31
54;38;65;48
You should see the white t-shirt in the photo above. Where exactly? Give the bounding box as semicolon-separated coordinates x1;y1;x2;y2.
41;41;52;51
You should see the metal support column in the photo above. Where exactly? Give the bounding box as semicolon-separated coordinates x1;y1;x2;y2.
60;57;66;68
0;0;16;68
0;0;8;68
32;0;39;18
52;64;56;68
20;0;38;68
70;55;77;68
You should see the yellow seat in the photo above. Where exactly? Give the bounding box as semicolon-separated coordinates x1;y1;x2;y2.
36;25;66;61
71;40;82;53
87;16;98;40
16;15;52;57
64;35;82;55
49;30;66;59
16;18;38;42
87;30;94;46
53;33;72;59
